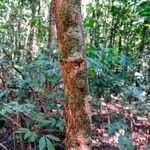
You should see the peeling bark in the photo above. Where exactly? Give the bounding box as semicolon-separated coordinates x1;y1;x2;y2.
53;0;91;149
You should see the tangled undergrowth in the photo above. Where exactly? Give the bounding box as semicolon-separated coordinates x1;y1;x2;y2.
0;99;150;150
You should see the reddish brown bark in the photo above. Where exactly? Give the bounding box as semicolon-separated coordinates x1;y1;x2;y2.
53;0;91;149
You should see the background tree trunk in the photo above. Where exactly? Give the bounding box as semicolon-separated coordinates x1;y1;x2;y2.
53;0;91;149
48;0;56;49
25;0;36;61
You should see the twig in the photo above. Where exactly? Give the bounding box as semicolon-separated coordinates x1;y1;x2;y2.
3;115;21;128
0;143;8;150
51;80;63;90
0;102;21;127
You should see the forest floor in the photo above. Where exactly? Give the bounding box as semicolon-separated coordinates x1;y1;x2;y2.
0;101;150;150
92;101;150;150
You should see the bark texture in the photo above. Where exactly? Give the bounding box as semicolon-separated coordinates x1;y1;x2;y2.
53;0;91;149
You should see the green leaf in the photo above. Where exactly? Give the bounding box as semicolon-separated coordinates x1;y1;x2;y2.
105;122;128;135
0;108;6;115
118;134;125;148
0;90;5;99
46;138;55;150
86;3;94;13
46;135;60;142
15;128;30;134
138;1;150;17
85;18;95;28
24;131;31;140
118;134;134;150
30;133;38;142
55;120;64;131
39;136;46;150
126;137;134;150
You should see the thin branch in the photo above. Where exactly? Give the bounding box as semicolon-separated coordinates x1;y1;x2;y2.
3;115;21;128
0;143;8;150
0;102;21;128
51;80;63;90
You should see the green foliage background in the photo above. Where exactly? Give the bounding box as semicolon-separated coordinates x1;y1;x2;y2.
0;0;150;149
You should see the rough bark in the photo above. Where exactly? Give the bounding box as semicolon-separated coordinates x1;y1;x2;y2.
53;0;91;149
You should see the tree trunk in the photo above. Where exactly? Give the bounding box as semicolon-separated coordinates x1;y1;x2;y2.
48;0;56;49
53;0;91;149
25;0;36;61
